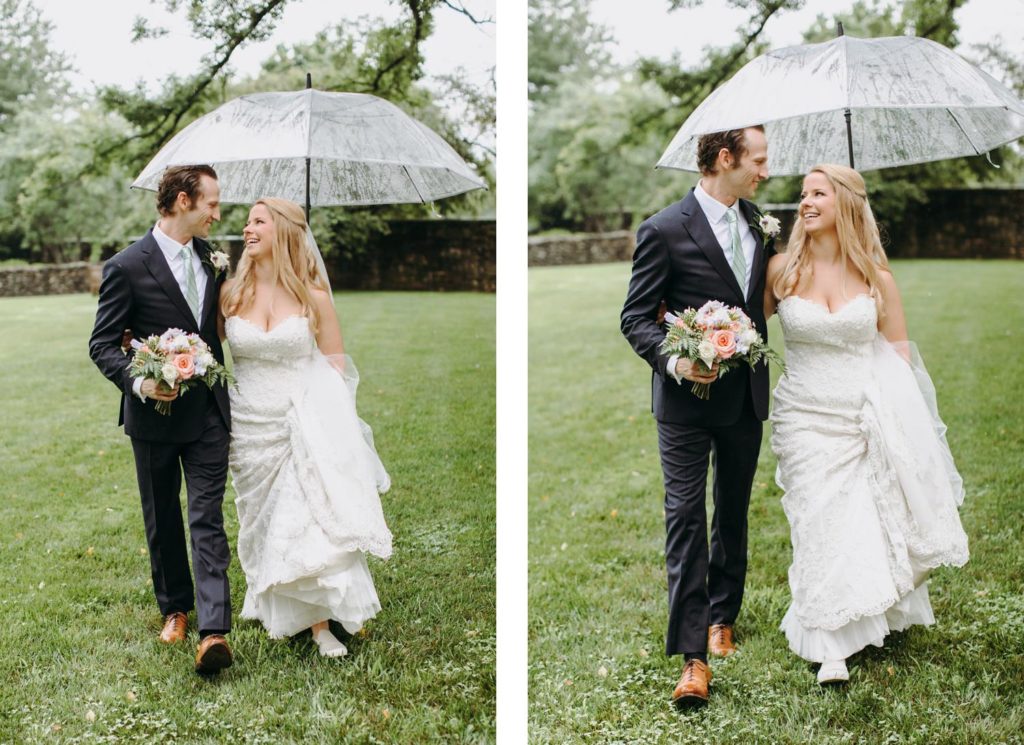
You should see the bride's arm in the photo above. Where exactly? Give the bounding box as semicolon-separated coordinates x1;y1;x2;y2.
217;279;234;342
312;289;346;371
877;269;910;360
763;253;786;319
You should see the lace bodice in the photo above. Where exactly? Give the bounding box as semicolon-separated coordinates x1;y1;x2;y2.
224;312;392;638
776;294;877;407
771;291;968;638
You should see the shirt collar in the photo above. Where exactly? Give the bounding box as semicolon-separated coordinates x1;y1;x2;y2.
695;181;741;226
153;221;195;257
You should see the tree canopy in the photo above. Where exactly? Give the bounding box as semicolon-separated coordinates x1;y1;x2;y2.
528;0;1024;238
0;0;494;262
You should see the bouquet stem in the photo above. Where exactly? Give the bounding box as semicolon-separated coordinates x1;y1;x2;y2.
691;382;710;400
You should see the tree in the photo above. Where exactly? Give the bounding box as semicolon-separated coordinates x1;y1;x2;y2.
528;0;614;106
0;0;69;131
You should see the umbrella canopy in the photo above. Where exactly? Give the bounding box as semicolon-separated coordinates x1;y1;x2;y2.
132;89;487;206
657;34;1024;176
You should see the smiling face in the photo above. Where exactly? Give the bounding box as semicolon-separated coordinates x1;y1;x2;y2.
180;174;221;239
720;127;769;200
242;203;275;261
799;171;837;235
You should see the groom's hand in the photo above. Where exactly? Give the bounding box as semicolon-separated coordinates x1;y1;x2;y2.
676;358;719;384
140;378;180;401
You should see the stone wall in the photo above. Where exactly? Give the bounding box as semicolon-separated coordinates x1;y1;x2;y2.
0;220;495;297
328;219;496;292
529;189;1024;264
888;188;1024;258
0;262;95;297
527;231;634;266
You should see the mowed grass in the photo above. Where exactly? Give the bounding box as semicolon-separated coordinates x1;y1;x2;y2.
0;291;495;743
529;260;1024;744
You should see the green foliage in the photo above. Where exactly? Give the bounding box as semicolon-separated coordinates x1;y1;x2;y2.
1;0;494;262
0;0;69;130
0;104;154;261
0;290;496;742
528;0;614;105
529;259;1024;743
529;0;1024;233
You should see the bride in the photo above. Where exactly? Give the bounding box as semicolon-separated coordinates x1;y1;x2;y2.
765;164;968;684
219;197;392;658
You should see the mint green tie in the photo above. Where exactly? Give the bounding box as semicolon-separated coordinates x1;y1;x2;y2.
724;208;746;294
180;246;200;322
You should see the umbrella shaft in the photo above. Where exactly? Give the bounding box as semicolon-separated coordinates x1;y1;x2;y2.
844;108;855;168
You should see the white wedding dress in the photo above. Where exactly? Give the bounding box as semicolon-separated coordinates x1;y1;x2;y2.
771;294;968;663
225;314;392;639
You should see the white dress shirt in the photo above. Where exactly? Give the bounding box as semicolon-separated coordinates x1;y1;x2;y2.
133;223;208;400
667;182;757;384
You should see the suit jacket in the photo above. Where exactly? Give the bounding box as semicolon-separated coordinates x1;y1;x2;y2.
89;229;231;442
621;188;774;426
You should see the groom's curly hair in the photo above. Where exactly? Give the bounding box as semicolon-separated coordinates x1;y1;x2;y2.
697;126;764;175
156;164;219;215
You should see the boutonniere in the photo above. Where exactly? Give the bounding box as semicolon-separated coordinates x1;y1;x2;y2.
202;249;231;278
750;211;781;242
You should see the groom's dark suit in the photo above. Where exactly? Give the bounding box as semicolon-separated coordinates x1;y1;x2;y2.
89;229;232;634
621;188;773;656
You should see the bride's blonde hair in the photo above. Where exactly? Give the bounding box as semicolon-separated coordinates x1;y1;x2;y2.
772;164;890;314
221;197;330;334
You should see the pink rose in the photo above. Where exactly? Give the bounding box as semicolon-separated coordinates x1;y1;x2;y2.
172;353;195;380
711;329;736;359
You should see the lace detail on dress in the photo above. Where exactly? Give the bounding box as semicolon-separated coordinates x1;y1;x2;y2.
771;294;968;646
225;314;392;638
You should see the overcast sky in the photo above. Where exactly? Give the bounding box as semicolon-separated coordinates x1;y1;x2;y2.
590;0;1023;74
36;0;495;95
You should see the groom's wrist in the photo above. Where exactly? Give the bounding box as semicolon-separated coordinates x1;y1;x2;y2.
667;355;683;384
132;376;147;401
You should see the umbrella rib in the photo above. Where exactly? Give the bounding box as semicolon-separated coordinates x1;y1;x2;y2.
402;164;429;203
944;107;984;156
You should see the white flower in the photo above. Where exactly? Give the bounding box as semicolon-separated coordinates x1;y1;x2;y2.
210;251;230;271
759;213;782;238
161;363;178;386
697;339;716;368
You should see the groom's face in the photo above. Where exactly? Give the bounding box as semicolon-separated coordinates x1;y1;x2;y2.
722;128;769;200
181;175;222;239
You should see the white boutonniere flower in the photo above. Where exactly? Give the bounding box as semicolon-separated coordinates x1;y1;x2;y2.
208;250;230;276
757;213;782;239
210;250;230;271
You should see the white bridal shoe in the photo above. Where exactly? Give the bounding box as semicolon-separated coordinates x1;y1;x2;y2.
313;628;349;658
817;659;849;685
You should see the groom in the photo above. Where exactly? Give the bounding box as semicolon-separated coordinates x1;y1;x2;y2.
89;165;233;674
621;126;773;707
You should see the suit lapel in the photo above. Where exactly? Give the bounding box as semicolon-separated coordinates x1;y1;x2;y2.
738;199;766;303
680;189;744;303
141;230;199;330
195;240;219;330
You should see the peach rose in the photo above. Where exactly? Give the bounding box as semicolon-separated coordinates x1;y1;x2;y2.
711;329;737;359
172;353;196;380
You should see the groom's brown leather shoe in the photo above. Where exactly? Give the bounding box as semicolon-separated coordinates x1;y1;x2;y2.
672;659;711;708
194;635;233;674
158;612;188;644
708;624;737;657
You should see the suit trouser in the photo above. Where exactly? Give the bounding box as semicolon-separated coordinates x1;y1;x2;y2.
130;401;232;634
657;396;762;657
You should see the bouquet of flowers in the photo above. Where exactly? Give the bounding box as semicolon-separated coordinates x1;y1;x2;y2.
659;300;784;400
127;328;235;415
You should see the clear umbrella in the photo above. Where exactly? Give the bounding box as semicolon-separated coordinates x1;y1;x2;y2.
132;85;487;213
657;32;1024;176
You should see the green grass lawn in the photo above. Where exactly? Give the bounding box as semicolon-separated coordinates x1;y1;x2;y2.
529;260;1024;744
0;291;495;743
